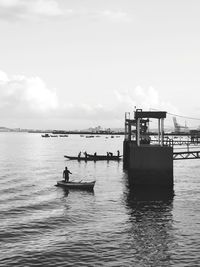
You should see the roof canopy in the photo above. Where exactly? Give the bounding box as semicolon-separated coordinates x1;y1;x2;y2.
134;110;167;119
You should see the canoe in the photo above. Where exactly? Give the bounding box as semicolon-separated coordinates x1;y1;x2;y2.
87;154;122;160
64;155;122;161
57;180;95;190
64;155;93;160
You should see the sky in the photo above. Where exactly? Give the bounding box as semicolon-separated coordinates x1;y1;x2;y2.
0;0;200;130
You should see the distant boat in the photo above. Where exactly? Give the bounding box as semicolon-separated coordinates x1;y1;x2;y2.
60;135;68;137
41;133;50;137
56;180;95;191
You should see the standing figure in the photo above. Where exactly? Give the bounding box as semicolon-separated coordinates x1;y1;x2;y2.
84;151;88;159
78;152;81;159
117;150;120;157
63;167;72;182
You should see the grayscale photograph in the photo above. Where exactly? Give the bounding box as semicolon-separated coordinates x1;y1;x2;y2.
0;0;200;266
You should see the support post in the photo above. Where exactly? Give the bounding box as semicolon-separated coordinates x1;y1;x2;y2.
161;118;164;146
158;119;161;145
137;118;140;146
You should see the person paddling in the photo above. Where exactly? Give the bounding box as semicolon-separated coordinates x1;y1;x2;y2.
63;167;72;182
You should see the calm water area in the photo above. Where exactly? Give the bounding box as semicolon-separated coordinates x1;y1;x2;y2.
0;133;200;266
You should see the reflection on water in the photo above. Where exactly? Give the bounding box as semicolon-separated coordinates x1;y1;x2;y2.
122;176;175;266
126;185;174;202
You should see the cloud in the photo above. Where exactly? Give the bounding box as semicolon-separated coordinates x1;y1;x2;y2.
100;10;131;22
0;0;66;20
0;0;130;22
0;69;177;129
114;87;179;128
0;70;58;119
58;86;178;125
115;86;178;113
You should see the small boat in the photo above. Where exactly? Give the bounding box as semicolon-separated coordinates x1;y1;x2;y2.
57;180;95;190
41;133;50;137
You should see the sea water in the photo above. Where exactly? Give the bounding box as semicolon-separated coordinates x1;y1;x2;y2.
0;133;200;266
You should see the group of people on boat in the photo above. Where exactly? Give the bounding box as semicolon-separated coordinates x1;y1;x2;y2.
77;150;120;159
106;150;120;157
77;151;87;159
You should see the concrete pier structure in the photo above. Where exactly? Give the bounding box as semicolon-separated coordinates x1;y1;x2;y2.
124;109;173;187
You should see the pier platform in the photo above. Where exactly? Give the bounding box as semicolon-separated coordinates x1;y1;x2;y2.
173;150;200;160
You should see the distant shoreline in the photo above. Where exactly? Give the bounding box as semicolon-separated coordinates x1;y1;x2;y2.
0;130;196;136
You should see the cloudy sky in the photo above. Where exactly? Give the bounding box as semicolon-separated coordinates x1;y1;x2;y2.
0;0;200;130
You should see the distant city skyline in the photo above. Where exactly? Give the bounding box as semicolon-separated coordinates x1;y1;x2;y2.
1;0;200;129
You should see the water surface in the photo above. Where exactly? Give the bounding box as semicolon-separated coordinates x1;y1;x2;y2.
0;133;200;266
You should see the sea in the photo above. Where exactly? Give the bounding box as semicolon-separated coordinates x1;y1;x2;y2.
0;133;200;267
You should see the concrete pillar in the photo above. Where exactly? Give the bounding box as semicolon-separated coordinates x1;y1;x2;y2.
126;143;173;187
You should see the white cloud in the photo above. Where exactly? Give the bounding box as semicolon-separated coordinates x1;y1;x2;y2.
0;70;177;129
0;0;130;22
100;10;131;22
0;0;19;8
0;0;65;20
0;70;9;82
0;70;58;118
113;87;179;128
114;86;178;114
31;0;63;16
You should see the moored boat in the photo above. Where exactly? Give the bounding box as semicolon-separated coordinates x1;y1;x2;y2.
41;133;50;137
57;180;95;190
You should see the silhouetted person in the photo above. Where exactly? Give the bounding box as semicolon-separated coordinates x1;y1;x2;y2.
63;167;72;182
84;151;87;159
78;152;81;159
117;150;120;157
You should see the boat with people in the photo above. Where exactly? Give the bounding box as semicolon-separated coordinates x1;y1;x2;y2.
87;153;122;160
64;154;122;161
41;133;50;137
56;180;95;191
